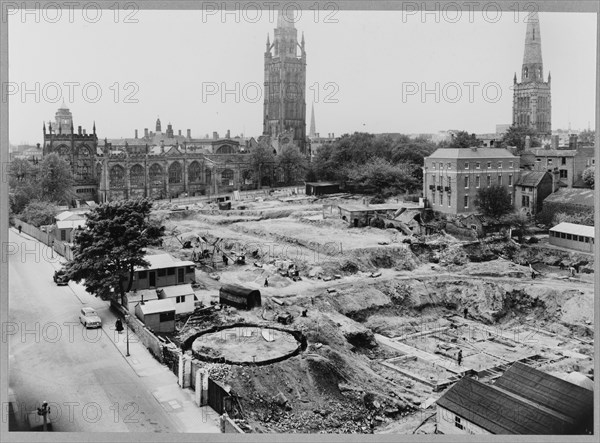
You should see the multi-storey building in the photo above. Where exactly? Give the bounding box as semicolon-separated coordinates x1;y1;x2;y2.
520;148;595;187
263;10;307;154
512;12;551;137
423;147;520;215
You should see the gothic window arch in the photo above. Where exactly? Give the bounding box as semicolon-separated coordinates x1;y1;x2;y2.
74;145;93;181
205;168;212;185
96;163;102;182
168;162;182;184
221;169;234;186
149;163;163;186
109;165;125;188
188;161;202;183
130;164;144;187
524;67;528;79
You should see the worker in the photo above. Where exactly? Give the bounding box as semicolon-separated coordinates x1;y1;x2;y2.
457;350;463;366
264;277;269;287
223;254;228;265
463;307;468;319
569;266;576;277
18;225;22;234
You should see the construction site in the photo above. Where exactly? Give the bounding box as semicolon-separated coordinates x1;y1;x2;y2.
146;189;594;434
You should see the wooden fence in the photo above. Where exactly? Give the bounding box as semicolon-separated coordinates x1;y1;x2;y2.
12;217;74;260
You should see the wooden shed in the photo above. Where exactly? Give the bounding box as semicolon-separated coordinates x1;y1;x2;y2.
219;284;262;310
135;299;176;333
305;182;340;196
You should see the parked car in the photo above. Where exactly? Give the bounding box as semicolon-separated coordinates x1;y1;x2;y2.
79;307;102;329
53;270;69;286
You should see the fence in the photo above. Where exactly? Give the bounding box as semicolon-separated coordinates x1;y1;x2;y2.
12;217;74;260
152;185;306;206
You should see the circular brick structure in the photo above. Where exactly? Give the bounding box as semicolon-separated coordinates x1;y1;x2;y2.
190;325;303;365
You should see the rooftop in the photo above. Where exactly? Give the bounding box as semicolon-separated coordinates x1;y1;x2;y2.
524;149;577;157
549;222;594;238
135;253;195;272
427;147;517;160
515;171;549;187
126;289;159;302
543;188;595;207
436;362;594;434
158;284;195;298
138;298;176;315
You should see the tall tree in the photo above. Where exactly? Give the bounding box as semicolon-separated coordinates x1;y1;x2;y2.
582;166;594;189
475;185;513;219
38;153;75;204
277;145;307;184
578;129;596;146
499;125;541;152
250;139;275;189
20;201;59;227
8;158;39;214
63;199;164;304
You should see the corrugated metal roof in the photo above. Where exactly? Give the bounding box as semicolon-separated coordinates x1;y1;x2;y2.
436;362;594;434
427;148;517;159
138;298;175;315
549;222;594;238
543;189;594;207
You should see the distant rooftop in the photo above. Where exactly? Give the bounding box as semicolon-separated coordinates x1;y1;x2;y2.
427;147;517;159
550;222;594;238
543;188;594;207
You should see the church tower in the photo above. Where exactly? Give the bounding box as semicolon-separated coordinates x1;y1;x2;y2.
512;12;551;136
263;10;307;153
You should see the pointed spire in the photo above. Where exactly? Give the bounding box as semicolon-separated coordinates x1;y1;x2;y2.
513;72;517;84
266;33;270;49
521;12;544;82
547;71;551;83
43;121;46;134
309;103;316;138
301;31;305;45
93;121;96;134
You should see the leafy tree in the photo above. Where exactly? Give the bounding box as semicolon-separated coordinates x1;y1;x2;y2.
582;166;594;189
277;145;307;184
499;125;541;152
64;199;165;304
8;159;39;214
37;153;75;205
346;158;419;196
501;212;531;243
474;184;513;218
20;200;59;227
578;129;596;146
250;139;275;189
439;131;482;149
552;211;594;227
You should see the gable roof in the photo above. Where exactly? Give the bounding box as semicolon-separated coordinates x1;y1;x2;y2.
158;284;194;298
543;188;595;207
436;362;594;435
515;171;550;187
135;253;195;271
427;147;517;160
137;298;176;315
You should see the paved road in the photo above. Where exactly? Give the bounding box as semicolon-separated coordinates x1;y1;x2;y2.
7;229;219;433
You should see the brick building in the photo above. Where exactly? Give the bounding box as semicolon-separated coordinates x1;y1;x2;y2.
520;148;594;188
514;170;555;215
423;147;520;215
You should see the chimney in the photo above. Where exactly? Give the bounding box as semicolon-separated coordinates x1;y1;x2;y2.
83;129;86;135
178;129;182;136
552;135;559;150
525;135;531;151
135;129;138;139
78;126;82;135
140;293;145;305
213;131;218;140
569;134;578;149
160;140;165;153
226;129;231;139
144;128;148;137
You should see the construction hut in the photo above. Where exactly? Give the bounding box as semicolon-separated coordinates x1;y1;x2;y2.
549;222;594;253
305;182;340;196
219;284;262;310
123;288;159;314
135;298;176;333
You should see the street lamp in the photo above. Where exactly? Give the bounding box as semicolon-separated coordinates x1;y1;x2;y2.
124;314;130;357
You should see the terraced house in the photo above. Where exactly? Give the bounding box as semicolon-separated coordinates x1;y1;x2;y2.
422;147;520;215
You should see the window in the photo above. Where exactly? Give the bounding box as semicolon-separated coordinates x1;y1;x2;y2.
561;157;566;165
509;161;514;169
547;159;553;166
498;162;502;168
487;162;491;169
221;169;234;186
498;175;502;186
439;193;442;205
455;416;464;430
159;311;175;322
475;162;480;169
510;194;513;205
432;162;436;169
578;236;584;242
464;162;469;169
167;268;175;276
464;176;469;188
61;230;66;241
566;234;572;240
560;232;566;239
593;159;596;165
508;174;513;186
432;175;436;185
157;269;166;277
559;170;568;179
176;295;186;303
447;162;452;169
138;271;147;279
475;175;480;188
464;195;469;208
487;175;491;186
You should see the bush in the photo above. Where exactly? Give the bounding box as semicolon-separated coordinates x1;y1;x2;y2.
370;194;386;204
527;236;539;244
370;217;386;229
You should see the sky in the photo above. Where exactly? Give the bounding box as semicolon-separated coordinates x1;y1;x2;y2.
7;6;597;145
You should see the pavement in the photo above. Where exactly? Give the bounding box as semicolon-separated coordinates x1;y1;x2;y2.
9;227;221;433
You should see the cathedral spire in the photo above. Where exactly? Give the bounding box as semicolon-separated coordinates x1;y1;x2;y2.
521;12;544;82
309;103;316;138
277;9;296;29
